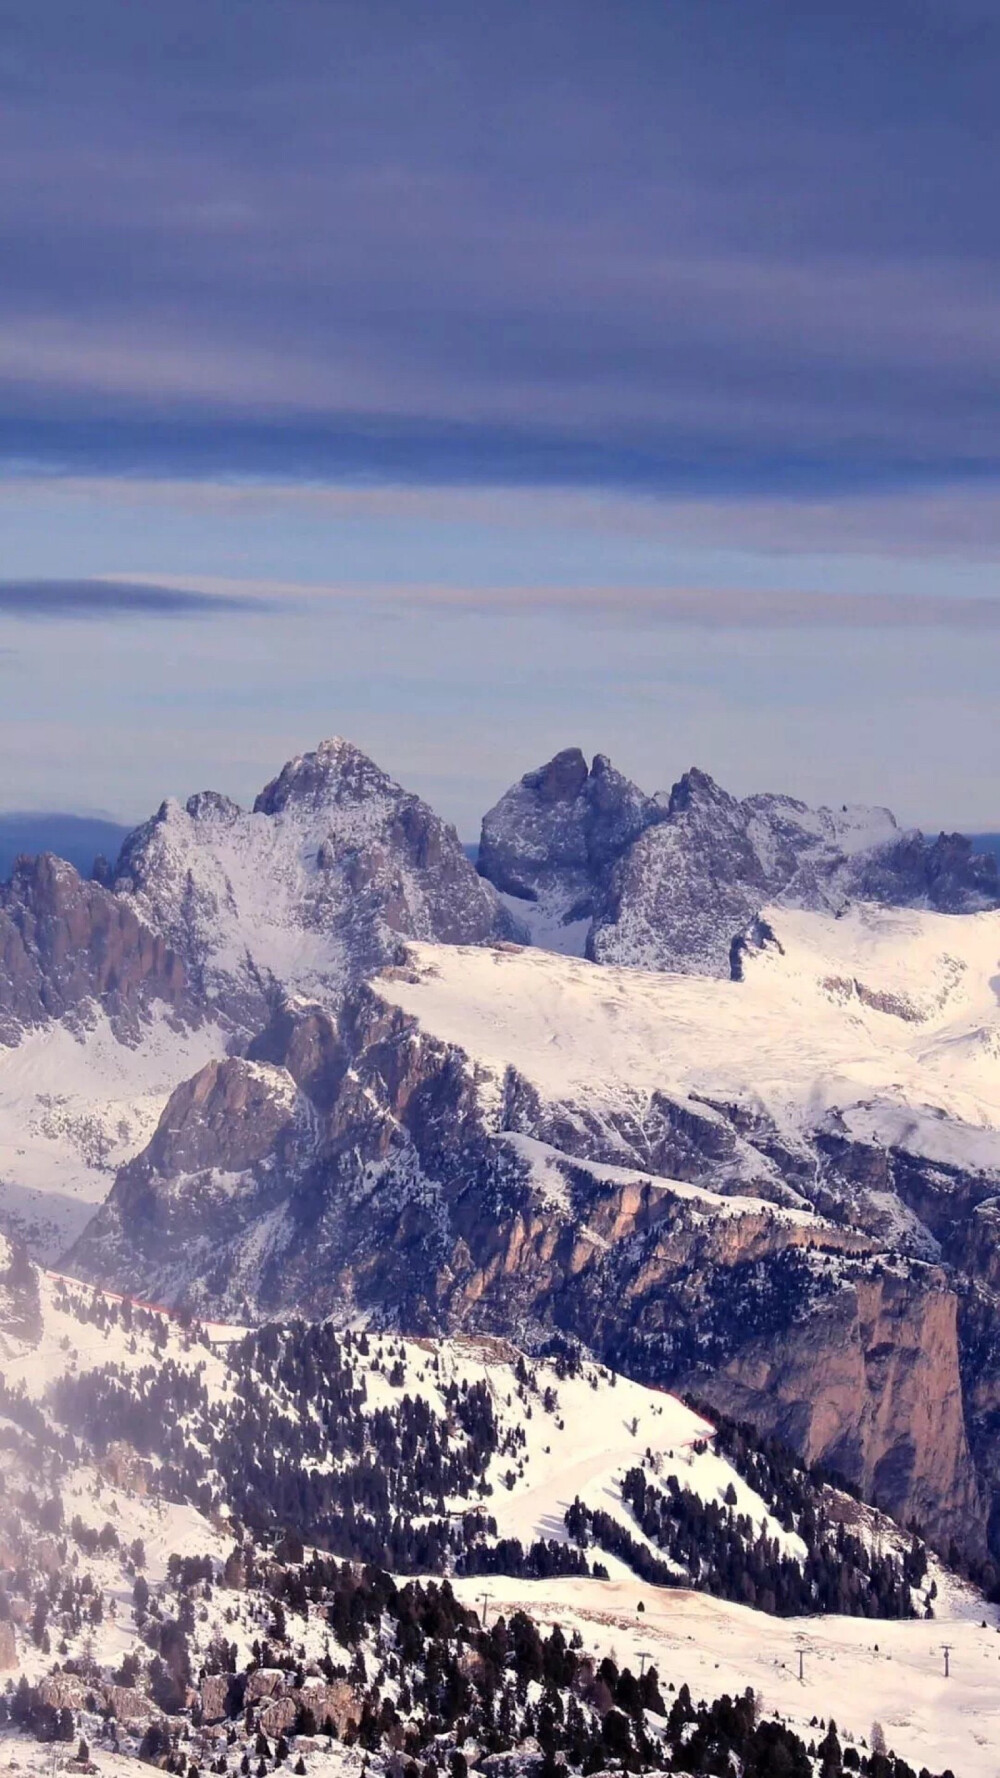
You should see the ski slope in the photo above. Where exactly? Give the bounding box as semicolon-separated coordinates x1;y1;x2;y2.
450;1572;1000;1778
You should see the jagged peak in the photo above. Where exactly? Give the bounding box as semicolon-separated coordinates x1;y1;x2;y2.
519;747;590;803
185;789;244;823
3;850;85;894
253;736;399;816
666;765;736;817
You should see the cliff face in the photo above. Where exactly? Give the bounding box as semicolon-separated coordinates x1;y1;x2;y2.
0;852;191;1043
66;979;985;1557
672;1267;978;1551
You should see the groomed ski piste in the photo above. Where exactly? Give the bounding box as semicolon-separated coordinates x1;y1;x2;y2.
3;1270;999;1778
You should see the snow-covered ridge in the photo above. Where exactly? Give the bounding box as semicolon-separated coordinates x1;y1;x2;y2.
503;1132;822;1228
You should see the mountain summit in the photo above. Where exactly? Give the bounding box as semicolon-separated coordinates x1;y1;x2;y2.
477;747;667;951
110;738;520;1027
478;749;1000;972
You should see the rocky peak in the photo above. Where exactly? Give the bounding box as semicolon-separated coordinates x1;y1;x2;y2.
848;828;1000;914
110;738;519;1030
520;747;590;806
571;761;997;976
185;790;242;823
253;737;393;817
477;748;665;946
666;766;737;819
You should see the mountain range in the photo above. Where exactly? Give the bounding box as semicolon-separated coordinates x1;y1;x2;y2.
3;734;1000;1777
1;741;1000;1552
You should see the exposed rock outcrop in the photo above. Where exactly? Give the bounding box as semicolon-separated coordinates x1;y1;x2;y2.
0;852;191;1043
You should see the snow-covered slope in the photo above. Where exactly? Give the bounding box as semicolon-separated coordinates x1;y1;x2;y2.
1;1270;938;1615
450;1571;1000;1778
0;1010;226;1260
0;1260;987;1778
112;739;519;1029
377;903;1000;1173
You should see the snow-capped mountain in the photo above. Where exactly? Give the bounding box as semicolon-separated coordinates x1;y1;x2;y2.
478;748;667;954
110;738;520;1028
5;733;1000;1604
0;741;519;1259
478;749;1000;972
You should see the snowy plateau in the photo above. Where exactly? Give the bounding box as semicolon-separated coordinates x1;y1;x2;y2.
1;736;1000;1778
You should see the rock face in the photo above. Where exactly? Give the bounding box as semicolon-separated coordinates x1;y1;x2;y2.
477;749;666;953
112;737;520;1028
591;771;897;974
70;1056;317;1305
0;853;190;1043
664;1263;978;1544
479;750;1000;975
39;1674;155;1727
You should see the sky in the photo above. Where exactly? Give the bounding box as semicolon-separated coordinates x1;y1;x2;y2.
1;0;999;835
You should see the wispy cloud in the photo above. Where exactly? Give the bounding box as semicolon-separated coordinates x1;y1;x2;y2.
0;578;269;618
125;575;1000;629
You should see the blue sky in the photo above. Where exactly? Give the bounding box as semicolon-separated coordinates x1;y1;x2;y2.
2;0;999;833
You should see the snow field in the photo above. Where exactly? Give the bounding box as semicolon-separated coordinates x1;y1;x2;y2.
378;902;1000;1176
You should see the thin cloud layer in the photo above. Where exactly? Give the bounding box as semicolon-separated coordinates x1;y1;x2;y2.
3;1;1000;493
135;576;1000;629
0;579;266;618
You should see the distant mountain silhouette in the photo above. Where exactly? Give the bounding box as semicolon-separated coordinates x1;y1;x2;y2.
971;833;1000;866
0;812;130;881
